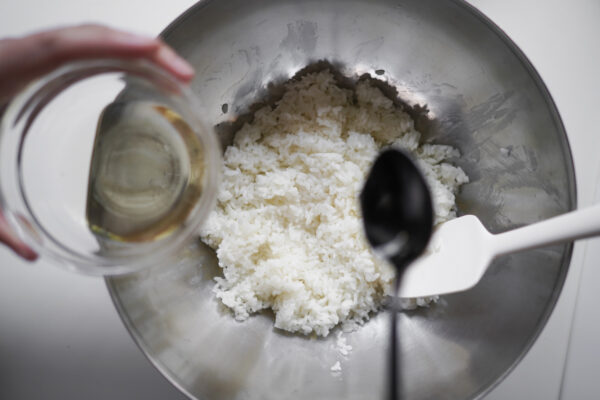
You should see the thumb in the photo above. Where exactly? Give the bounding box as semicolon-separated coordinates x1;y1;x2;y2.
0;212;38;261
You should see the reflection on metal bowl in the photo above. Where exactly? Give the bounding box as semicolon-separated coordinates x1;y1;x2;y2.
107;0;575;399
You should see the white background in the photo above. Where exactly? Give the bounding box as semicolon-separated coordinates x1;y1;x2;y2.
0;1;599;399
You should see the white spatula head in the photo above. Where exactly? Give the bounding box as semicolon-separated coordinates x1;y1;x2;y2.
397;215;494;298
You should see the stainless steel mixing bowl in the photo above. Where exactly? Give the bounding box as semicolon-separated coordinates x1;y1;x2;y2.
106;0;575;399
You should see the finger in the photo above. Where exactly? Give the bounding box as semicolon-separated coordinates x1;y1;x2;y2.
152;42;195;82
0;213;38;261
47;24;161;59
48;25;195;82
0;24;195;102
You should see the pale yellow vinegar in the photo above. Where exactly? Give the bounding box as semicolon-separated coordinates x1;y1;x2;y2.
86;102;205;242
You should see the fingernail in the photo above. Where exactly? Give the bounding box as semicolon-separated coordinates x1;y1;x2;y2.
170;55;195;78
159;45;194;78
18;245;38;261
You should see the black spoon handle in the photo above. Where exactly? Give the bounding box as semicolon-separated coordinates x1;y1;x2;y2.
390;275;402;400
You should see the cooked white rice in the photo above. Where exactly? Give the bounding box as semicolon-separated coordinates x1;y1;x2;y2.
200;70;468;336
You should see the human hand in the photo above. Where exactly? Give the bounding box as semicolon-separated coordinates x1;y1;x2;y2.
0;24;194;106
0;24;196;261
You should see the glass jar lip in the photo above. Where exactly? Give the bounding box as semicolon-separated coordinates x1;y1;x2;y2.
0;58;221;275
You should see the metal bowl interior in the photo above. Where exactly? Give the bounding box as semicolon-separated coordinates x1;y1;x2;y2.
106;0;575;399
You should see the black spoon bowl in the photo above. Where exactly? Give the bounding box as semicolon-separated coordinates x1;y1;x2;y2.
360;148;434;400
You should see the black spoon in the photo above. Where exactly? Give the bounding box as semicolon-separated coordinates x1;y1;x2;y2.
360;148;434;400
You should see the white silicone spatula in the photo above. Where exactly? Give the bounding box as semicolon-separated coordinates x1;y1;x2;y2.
398;205;600;298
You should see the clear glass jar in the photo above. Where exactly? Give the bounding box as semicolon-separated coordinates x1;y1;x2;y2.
0;59;221;275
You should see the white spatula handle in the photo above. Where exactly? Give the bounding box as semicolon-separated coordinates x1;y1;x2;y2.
492;204;600;257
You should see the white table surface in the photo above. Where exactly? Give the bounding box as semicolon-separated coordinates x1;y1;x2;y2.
0;1;599;399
